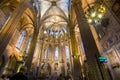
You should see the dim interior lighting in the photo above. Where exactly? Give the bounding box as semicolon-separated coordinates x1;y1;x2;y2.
44;30;47;34
98;4;106;13
91;12;96;18
55;35;58;38
98;13;103;18
94;19;98;23
73;55;80;59
88;18;92;23
84;1;106;24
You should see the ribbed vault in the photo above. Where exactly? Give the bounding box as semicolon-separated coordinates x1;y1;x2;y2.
38;0;70;43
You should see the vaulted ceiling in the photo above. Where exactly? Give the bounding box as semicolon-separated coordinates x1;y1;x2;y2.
38;0;70;44
0;0;95;44
37;0;95;44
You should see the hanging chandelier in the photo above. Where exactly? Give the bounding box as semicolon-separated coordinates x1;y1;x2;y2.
84;1;106;25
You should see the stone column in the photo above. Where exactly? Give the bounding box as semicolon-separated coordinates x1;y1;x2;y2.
0;0;29;56
25;28;39;72
50;45;54;74
69;23;83;79
36;40;44;77
72;0;111;80
68;41;73;75
61;45;66;75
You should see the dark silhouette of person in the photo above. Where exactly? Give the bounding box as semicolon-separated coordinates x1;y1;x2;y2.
57;73;66;80
1;75;6;80
65;73;73;80
10;67;28;80
49;72;58;80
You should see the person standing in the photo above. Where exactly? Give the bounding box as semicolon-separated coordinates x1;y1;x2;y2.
10;67;28;80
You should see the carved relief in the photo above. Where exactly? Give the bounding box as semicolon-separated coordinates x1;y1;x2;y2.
107;50;120;68
102;33;120;51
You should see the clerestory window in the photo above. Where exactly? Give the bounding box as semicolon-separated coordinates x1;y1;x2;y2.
16;31;26;50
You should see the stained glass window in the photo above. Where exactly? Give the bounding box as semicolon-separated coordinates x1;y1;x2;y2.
55;46;59;60
65;46;69;59
16;31;26;50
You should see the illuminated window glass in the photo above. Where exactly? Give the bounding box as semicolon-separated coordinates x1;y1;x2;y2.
50;31;54;35
16;31;26;50
45;48;47;59
26;38;32;53
65;46;69;59
55;46;59;60
45;47;50;59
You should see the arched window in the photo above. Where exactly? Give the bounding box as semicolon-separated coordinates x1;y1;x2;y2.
65;46;69;59
26;38;32;53
55;46;59;60
16;31;26;50
44;47;50;59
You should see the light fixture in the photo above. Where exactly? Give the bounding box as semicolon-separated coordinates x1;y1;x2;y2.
84;1;106;24
91;12;96;18
44;30;47;34
88;18;92;23
98;13;103;18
